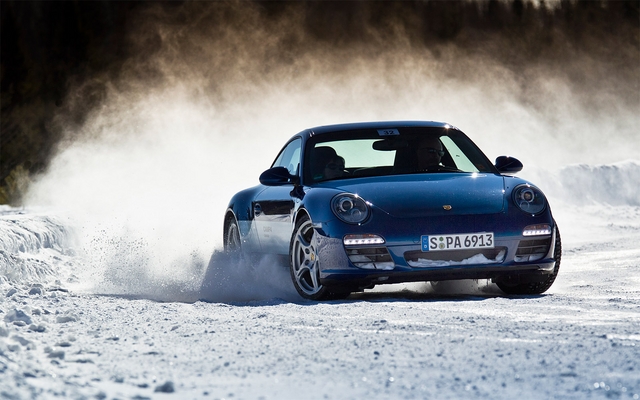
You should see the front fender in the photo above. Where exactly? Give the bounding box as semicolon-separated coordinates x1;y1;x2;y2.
227;185;266;223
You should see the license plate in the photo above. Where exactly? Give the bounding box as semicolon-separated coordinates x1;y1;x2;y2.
421;232;494;252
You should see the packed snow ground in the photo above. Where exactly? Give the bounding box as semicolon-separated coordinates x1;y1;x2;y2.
1;162;640;399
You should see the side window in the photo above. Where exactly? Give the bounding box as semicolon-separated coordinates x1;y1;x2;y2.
272;138;302;176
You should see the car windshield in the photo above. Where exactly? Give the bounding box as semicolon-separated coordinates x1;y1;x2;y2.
305;127;495;183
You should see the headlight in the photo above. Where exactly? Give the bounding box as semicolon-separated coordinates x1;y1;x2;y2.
331;193;370;224
512;184;547;215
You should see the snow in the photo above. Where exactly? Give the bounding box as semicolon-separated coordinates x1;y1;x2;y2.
407;250;506;268
1;163;640;399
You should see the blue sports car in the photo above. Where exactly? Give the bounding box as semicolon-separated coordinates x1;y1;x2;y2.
224;121;561;300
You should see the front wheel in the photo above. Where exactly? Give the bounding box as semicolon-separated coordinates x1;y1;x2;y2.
497;225;562;295
289;215;349;300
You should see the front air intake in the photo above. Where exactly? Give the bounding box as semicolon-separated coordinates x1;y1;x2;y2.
515;238;551;262
345;247;394;270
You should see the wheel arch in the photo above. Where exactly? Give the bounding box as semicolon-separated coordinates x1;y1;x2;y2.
293;207;311;228
223;209;239;245
222;208;239;246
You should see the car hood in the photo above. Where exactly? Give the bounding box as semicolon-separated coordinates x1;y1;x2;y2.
326;173;506;218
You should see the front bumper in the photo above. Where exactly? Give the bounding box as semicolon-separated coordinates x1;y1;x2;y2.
314;217;558;289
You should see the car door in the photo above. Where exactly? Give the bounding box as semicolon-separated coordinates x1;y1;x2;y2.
253;138;302;255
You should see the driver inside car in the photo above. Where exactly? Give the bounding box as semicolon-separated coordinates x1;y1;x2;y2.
312;146;346;180
323;156;346;180
417;136;445;170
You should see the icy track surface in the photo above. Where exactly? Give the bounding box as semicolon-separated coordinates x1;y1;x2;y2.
2;163;640;399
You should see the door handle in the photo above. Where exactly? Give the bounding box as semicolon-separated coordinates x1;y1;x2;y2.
253;203;262;216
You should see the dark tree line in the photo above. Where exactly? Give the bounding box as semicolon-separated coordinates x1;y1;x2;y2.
1;1;139;203
1;0;638;204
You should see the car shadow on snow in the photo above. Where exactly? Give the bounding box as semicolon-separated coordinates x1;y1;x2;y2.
347;282;549;303
198;250;549;305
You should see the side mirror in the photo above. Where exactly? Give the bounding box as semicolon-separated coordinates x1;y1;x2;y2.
495;156;523;174
259;167;299;186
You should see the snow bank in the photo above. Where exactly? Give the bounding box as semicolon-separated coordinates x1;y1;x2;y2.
531;160;640;207
0;208;76;287
0;207;70;255
556;160;640;206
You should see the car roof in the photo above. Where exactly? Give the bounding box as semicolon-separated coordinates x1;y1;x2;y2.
305;120;458;135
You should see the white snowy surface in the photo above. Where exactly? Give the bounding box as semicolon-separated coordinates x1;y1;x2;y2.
1;163;640;400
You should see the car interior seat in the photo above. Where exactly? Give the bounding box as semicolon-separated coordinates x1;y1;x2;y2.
393;146;418;171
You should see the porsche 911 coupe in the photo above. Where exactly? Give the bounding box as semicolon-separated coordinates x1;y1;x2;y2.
224;121;561;300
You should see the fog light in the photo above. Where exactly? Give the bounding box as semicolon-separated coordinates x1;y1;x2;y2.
343;234;385;246
523;224;551;236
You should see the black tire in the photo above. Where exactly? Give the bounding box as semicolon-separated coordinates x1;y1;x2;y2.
289;215;350;300
497;225;562;295
224;216;241;253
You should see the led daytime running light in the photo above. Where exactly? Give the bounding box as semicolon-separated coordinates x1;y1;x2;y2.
343;234;385;246
523;224;551;236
